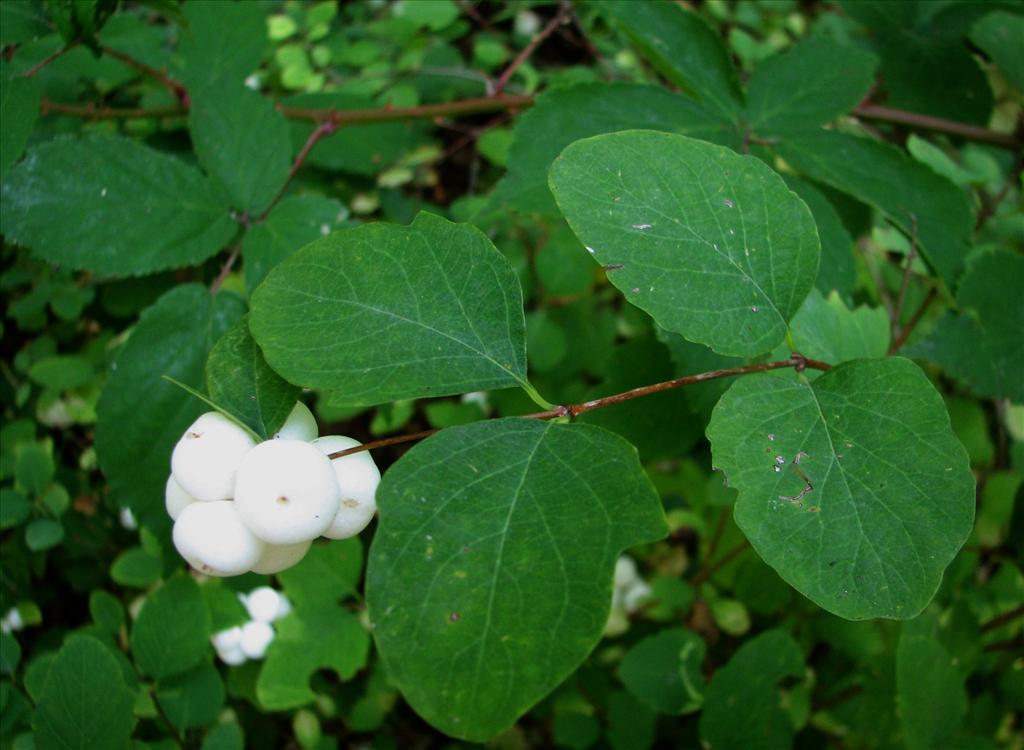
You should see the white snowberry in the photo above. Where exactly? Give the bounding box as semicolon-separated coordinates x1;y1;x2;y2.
165;475;198;521
211;626;243;652
273;401;318;442
171;412;256;501
614;555;639;589
245;586;285;623
250;539;312;575
216;643;247;666
622;580;653;614
312;435;380;540
234;440;340;544
172;501;266;577
240;620;275;659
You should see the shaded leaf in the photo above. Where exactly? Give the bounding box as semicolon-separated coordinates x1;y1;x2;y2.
707;358;975;619
971;11;1024;90
782;177;855;300
897;629;967;750
250;212;531;405
156;661;225;731
366;418;668;740
131;574;211;680
178;0;266;92
786;289;890;365
619;628;706;714
550;130;818;357
0;67;40;174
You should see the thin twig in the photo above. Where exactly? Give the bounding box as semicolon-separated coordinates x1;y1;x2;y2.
812;684;864;714
691;540;750;585
705;508;730;562
492;1;571;95
40;99;184;119
984;637;1024;653
259;120;338;220
888;288;937;354
209;246;241;296
100;45;190;105
980;603;1024;634
327;353;831;459
22;42;79;77
150;687;188;749
854;103;1022;150
278;93;534;124
890;214;918;344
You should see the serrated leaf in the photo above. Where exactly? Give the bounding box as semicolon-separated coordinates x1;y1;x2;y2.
32;635;136;750
912;250;1024;402
619;628;706;715
707;358;975;620
971;11;1024;91
178;0;265;92
596;0;742;119
95;285;245;529
550;130;819;358
242;195;349;291
189;80;291;215
131;575;210;679
776;129;974;287
783;177;855;299
0;135;237;276
786;289;890;365
250;212;531;405
206;317;299;439
491;82;742;215
745;37;877;135
0;68;40;174
897;629;967;750
366;418;668;741
699;630;804;750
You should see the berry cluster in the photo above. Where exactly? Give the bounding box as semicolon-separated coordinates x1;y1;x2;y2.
605;555;653;636
211;586;291;665
168;402;380;577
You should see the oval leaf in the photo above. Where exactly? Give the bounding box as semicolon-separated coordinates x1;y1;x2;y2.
366;418;668;741
707;358;975;619
550;130;819;358
250;212;530;405
131;574;211;680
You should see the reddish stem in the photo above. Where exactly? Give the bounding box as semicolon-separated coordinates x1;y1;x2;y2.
100;45;190;105
492;1;571;95
854;103;1021;150
259;119;338;220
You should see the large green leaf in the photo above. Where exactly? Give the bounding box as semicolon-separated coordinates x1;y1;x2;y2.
242;194;349;291
189;80;292;216
897;629;967;750
366;418;668;741
745;37;877;135
699;630;804;750
776;129;973;287
971;11;1024;91
206;317;300;439
911;250;1024;402
783;177;855;300
0;135;237;275
250;212;531;405
619;628;706;715
156;661;225;731
707;358;975;620
33;635;136;750
491;82;741;215
177;0;266;92
785;289;890;366
131;575;211;680
0;66;39;174
95;285;245;529
550;130;819;358
596;0;742;119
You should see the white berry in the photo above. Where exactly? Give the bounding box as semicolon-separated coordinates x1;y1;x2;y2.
240;620;275;659
312;435;380;539
622;580;653;614
251;540;312;575
234;440;340;544
172;501;265;577
614;556;638;589
216;643;247;666
211;626;243;651
273;401;318;442
171;412;255;501
245;587;284;623
165;475;198;520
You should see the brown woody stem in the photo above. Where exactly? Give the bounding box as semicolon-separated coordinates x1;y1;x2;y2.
854;103;1022;149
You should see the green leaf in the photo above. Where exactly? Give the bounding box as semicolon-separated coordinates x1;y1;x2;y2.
0;633;20;675
206;317;300;439
250;212;531;405
89;591;125;635
786;289;890;365
366;418;668;741
110;548;162;588
32;635;136;750
698;630;804;750
619;628;706;715
0;68;40;174
1;135;236;276
242;195;349;291
95;285;245;528
971;11;1024;90
596;0;743;119
492;83;741;215
25;518;64;551
189;81;291;216
776;129;974;287
744;37;877;135
178;0;266;92
707;358;975;620
277;538;364;607
28;355;95;391
782;177;855;300
897;629;967;750
131;575;211;680
550;130;819;358
156;661;225;731
15;442;53;495
200;722;244;750
912;250;1024;402
0;488;31;529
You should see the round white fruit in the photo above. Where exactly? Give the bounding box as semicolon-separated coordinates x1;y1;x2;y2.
312;436;380;540
171;412;256;501
211;626;243;652
274;401;318;442
172;500;265;577
240;620;275;659
245;586;284;623
251;540;312;576
234;440;340;544
216;643;247;666
165;475;198;520
614;556;638;590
